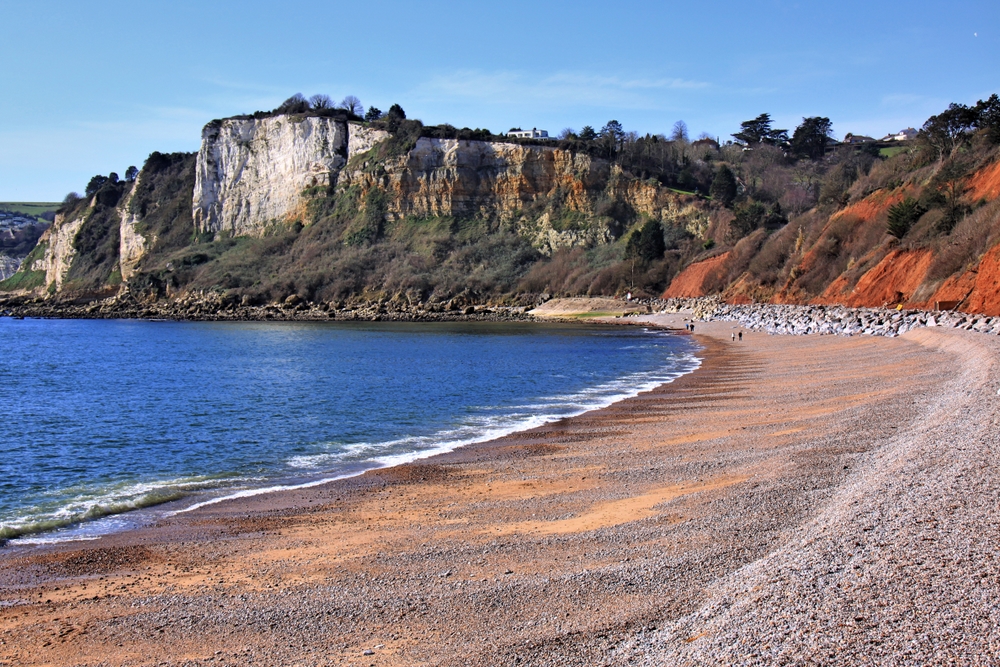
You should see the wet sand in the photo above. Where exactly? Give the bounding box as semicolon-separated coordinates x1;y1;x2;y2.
2;315;997;666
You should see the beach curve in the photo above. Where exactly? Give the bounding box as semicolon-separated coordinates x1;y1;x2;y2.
1;314;997;665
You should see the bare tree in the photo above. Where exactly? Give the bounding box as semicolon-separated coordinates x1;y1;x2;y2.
276;93;309;113
309;94;333;110
339;95;364;116
671;120;689;143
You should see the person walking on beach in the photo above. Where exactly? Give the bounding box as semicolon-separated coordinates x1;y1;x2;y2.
738;331;743;341
732;333;736;341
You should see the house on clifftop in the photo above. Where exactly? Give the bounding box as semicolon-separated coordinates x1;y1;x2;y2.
507;127;549;139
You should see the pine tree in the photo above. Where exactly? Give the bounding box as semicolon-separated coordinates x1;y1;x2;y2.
710;165;737;207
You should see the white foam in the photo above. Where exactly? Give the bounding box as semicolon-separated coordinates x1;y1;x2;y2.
169;348;701;514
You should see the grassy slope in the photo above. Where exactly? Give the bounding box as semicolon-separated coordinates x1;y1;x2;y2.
0;202;60;220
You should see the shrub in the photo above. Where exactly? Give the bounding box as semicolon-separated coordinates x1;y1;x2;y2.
709;165;737;207
626;220;666;262
886;197;926;238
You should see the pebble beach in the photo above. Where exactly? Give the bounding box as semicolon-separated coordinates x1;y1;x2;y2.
1;309;998;666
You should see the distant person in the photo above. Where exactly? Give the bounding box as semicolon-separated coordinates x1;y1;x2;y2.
738;331;743;341
626;292;632;301
732;333;736;341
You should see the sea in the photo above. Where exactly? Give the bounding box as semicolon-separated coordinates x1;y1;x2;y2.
0;318;699;545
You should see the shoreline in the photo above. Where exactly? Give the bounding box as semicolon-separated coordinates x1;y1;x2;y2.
2;315;999;665
1;317;699;549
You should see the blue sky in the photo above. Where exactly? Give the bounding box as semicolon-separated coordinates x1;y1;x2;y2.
1;0;997;201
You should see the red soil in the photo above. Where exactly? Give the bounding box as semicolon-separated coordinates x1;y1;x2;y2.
841;249;934;307
967;161;1000;202
922;272;979;311
831;189;906;224
662;252;730;298
959;244;1000;315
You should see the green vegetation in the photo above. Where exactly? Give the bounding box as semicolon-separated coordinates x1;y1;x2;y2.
10;91;1000;309
879;145;908;158
0;241;48;292
886;198;926;239
0;268;46;291
0;202;60;221
709;165;737;207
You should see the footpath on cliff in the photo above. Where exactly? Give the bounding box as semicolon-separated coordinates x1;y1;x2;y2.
1;312;998;666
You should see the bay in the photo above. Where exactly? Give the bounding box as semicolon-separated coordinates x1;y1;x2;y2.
0;318;698;544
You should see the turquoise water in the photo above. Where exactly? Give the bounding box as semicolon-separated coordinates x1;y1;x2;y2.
0;318;698;544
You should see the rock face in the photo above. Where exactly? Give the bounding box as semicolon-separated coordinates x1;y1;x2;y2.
191;118;710;253
193;117;387;236
118;173;148;282
347;138;608;221
342;139;708;254
0;255;20;281
33;207;89;291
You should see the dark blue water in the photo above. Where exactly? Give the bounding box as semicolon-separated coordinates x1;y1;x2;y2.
0;318;697;544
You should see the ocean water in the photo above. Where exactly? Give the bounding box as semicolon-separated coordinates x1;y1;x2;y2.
0;318;698;545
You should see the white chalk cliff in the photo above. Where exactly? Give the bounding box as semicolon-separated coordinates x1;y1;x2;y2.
193;117;387;236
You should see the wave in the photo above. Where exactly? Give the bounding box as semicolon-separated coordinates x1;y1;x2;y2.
1;474;249;544
176;345;701;514
4;329;701;545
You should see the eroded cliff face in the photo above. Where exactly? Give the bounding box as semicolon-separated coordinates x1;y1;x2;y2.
0;255;20;281
118;171;148;282
190;117;711;253
193;117;387;236
341;138;709;254
33;207;89;291
346;138;607;220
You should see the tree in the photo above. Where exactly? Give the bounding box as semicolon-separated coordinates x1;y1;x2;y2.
600;120;626;156
558;128;577;140
886;197;925;238
386;104;406;120
670;120;689;142
601;120;625;141
85;175;109;197
578;125;597;141
276;93;309;114
920;103;978;159
973;94;1000;144
108;172;119;184
729;200;767;240
339;95;363;116
125;165;139;182
364;106;383;122
309;94;333;110
790;116;833;160
61;192;81;210
927;160;970;232
626;219;666;262
733;113;788;147
709;164;738;207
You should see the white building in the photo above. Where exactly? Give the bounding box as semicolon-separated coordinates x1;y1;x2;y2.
507;128;549;139
882;128;918;142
